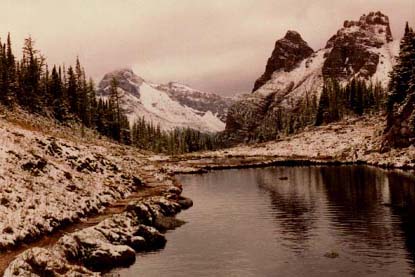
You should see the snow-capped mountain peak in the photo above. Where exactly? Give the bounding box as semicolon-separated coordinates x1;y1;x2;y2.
97;69;233;132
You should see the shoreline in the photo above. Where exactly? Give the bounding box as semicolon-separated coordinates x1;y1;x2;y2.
166;155;415;175
2;113;415;275
2;153;414;276
3;180;193;276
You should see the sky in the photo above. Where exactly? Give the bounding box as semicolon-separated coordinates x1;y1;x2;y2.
0;0;414;96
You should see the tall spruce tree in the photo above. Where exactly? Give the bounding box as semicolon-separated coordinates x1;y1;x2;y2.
109;77;122;141
387;22;415;125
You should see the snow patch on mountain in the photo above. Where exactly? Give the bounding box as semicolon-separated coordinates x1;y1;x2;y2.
97;69;230;133
371;39;400;87
225;11;400;142
255;48;328;109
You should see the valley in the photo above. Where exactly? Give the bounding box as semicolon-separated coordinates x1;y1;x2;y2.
0;5;414;277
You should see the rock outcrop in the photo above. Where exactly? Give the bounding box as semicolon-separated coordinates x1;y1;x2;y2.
4;188;193;276
253;31;314;92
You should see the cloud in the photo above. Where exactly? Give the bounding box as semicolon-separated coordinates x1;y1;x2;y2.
0;0;413;95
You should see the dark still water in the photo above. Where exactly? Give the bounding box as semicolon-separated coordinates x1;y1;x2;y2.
115;166;415;276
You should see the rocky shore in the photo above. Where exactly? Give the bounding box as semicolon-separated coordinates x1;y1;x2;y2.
3;185;192;276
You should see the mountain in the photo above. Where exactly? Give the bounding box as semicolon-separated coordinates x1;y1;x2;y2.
225;11;399;143
97;69;233;133
252;30;314;92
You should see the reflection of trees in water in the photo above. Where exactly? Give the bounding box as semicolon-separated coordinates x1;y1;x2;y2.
321;165;415;264
256;167;320;250
387;172;415;272
255;166;415;271
321;166;398;249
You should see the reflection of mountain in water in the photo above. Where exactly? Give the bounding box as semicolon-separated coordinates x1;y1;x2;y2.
256;167;320;250
257;165;415;272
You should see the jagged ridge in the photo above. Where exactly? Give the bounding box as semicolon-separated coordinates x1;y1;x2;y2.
225;11;399;143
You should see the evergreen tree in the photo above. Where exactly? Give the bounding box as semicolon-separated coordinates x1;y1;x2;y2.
66;66;78;116
19;36;44;112
315;82;330;125
49;66;68;121
387;22;415;126
109;77;122;141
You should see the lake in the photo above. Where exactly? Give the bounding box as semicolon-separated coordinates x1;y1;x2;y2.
114;166;415;276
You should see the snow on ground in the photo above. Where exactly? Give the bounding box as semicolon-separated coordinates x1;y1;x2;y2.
4;192;191;276
0;108;161;250
181;113;415;170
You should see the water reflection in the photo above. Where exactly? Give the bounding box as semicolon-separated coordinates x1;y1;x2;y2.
320;167;397;251
249;166;415;273
387;172;415;273
255;167;319;251
115;166;415;277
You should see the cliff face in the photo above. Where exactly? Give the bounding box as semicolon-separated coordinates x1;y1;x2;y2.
323;11;393;80
225;11;398;144
253;31;314;92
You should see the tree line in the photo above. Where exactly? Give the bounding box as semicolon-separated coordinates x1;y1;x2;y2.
0;34;219;154
0;34;130;143
251;78;385;142
315;78;385;125
383;22;415;148
131;116;220;154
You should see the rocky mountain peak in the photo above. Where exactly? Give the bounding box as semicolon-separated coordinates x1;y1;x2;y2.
327;11;393;49
323;11;394;80
284;30;303;42
356;11;392;39
252;30;314;92
98;68;144;98
96;68;232;132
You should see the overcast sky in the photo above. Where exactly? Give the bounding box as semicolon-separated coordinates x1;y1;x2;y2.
0;0;414;95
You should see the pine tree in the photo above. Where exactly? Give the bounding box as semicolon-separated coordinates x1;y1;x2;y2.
66;66;78;117
387;22;415;125
18;36;44;112
315;82;330;125
109;77;122;141
4;33;16;105
49;66;68;121
382;22;415;149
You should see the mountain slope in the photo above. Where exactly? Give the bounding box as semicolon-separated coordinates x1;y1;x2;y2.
97;69;233;133
225;11;399;142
